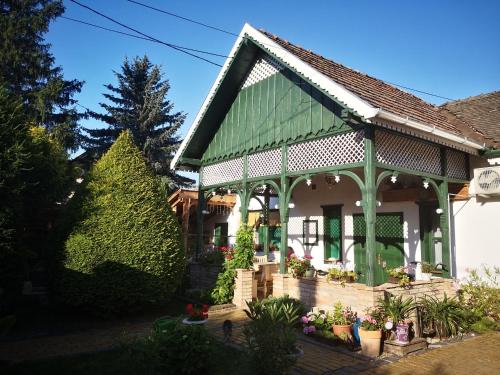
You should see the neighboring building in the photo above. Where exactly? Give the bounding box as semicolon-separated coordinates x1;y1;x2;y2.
168;189;237;254
171;24;499;285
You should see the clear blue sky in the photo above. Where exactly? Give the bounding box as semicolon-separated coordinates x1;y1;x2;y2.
48;0;500;152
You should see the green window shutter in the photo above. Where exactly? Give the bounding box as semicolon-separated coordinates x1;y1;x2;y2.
323;205;342;261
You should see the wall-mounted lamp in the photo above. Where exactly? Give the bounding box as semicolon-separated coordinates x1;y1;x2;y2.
391;175;397;183
436;208;444;214
306;178;312;186
335;175;341;183
202;210;210;215
423;180;430;189
288;202;295;209
262;184;267;190
377;201;382;207
355;200;362;207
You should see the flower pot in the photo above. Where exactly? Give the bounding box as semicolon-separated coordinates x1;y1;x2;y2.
333;324;352;337
182;318;208;325
395;323;410;344
421;273;432;281
305;269;315;279
388;276;399;284
358;328;382;357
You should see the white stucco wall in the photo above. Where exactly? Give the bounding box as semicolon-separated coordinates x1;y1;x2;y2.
451;156;500;280
286;175;421;272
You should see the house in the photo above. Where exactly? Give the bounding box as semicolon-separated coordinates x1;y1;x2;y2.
171;24;500;289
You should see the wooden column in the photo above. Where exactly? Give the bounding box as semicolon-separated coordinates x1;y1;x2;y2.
364;126;377;287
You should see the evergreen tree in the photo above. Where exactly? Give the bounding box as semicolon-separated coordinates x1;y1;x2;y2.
0;0;84;151
84;55;189;188
61;131;185;315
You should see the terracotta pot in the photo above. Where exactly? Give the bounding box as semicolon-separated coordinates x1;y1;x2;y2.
333;324;352;337
358;328;382;357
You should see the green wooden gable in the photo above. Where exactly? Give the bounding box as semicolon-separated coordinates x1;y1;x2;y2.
202;58;354;163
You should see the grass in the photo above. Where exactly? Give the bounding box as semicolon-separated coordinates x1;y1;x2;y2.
2;341;251;375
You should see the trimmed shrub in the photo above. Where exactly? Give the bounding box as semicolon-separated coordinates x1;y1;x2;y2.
211;225;254;304
60;131;185;315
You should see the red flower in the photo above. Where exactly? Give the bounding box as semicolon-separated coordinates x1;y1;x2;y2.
186;304;193;313
202;304;209;312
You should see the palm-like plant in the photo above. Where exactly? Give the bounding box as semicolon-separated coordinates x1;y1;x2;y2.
419;293;465;339
378;294;416;324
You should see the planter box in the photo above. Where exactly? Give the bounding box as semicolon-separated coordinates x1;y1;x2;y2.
384;338;427;356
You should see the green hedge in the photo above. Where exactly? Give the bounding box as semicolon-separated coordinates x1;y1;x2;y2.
60;131;185;315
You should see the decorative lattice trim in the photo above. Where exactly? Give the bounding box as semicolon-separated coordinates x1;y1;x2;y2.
287;131;364;172
241;54;284;90
446;149;468;180
376;130;441;175
248;148;282;178
201;158;244;187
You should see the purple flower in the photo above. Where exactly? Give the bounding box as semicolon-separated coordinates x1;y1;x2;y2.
309;325;316;333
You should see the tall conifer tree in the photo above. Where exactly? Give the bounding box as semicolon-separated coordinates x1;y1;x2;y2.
84;56;189;188
0;0;84;151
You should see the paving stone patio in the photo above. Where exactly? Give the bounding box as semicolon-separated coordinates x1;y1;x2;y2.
207;309;500;375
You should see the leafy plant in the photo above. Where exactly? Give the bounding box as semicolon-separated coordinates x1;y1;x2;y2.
331;302;357;325
243;299;299;374
460;266;500;323
60;132;185;315
244;298;302;328
211;225;254;304
143;320;214;375
301;310;332;333
360;312;382;331
288;257;310;278
378;294;416;325
421;262;434;273
326;268;357;286
386;266;412;287
419;293;465;339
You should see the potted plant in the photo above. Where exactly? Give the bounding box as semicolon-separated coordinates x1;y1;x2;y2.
378;295;416;344
386;266;411;287
304;256;315;278
421;262;433;281
358;311;383;357
288;257;308;278
331;302;357;337
327;268;357;286
182;303;209;325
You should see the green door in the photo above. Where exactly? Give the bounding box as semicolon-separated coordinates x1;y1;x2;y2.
214;223;228;247
353;213;404;285
323;205;342;261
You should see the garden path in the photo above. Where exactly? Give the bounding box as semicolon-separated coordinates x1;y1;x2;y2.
206;309;500;375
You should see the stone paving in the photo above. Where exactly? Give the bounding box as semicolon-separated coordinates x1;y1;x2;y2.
207;309;500;375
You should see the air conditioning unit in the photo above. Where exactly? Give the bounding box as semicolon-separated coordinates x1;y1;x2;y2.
474;166;500;196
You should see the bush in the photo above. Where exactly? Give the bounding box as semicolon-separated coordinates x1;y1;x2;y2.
460;266;500;323
419;293;465;339
243;299;300;374
244;297;303;328
211;225;254;304
143;321;214;375
60;131;185;315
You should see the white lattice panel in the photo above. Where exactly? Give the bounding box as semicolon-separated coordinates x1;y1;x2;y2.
287;131;364;172
201;158;244;187
446;149;468;180
241;54;284;89
248;148;282;178
376;131;441;175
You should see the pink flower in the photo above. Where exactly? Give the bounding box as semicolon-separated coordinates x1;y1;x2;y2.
304;255;313;260
309;325;316;333
301;316;309;324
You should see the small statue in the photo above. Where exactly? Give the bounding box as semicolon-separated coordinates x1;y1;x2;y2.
222;319;232;343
